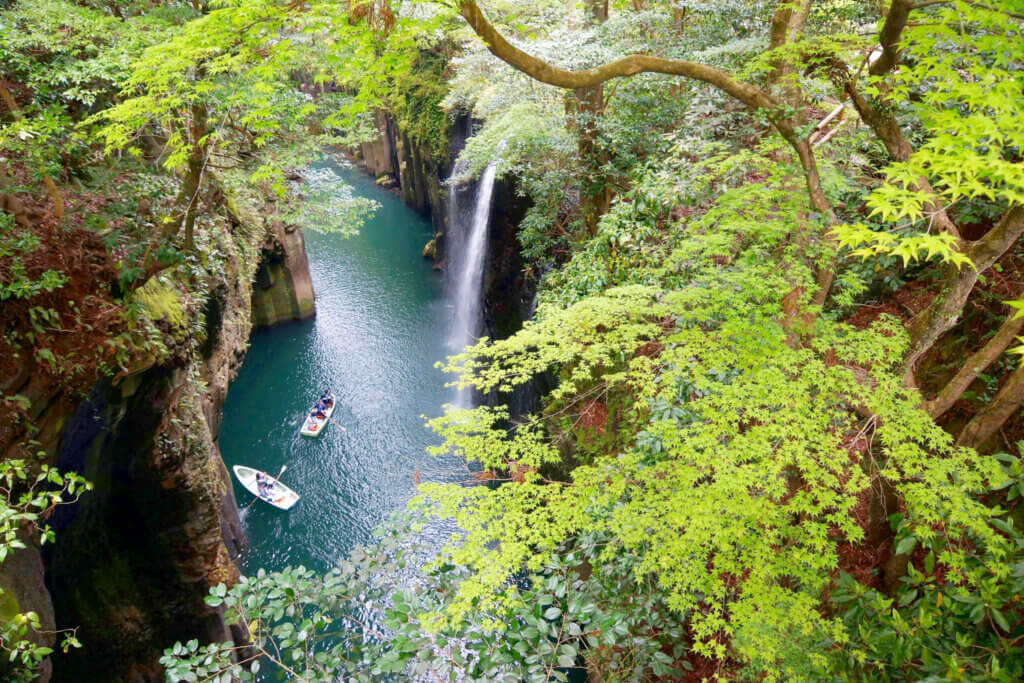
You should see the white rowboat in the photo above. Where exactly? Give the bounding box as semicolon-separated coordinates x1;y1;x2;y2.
233;465;300;510
300;392;336;437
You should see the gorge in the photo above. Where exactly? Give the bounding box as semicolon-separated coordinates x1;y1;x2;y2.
3;1;1024;680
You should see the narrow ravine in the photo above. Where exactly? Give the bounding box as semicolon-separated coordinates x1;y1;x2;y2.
219;160;464;574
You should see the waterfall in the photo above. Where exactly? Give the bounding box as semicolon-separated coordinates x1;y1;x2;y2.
447;160;499;408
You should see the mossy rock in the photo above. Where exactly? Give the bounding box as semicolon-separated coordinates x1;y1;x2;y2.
422;238;438;259
132;277;186;332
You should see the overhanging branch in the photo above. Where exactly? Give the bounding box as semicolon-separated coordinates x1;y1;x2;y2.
457;0;779;112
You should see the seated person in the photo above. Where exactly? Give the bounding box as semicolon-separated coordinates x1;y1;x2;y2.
256;472;272;497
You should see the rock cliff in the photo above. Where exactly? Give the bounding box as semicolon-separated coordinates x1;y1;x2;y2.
251;219;316;328
1;188;315;681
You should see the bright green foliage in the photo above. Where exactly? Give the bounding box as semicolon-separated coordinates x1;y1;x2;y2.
831;222;973;268
168;0;1024;665
832;1;1024;267
828;451;1024;681
0;1;188;108
0;459;89;681
389;49;453;161
92;0;326;183
0;0;186;180
93;0;451;200
877;2;1024;209
418;135;1008;677
7;0;1018;679
162;516;695;681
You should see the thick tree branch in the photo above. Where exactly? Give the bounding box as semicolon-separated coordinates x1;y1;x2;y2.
869;0;913;76
458;0;779;111
905;205;1024;376
956;362;1024;450
842;0;962;240
459;0;846;303
926;310;1024;418
844;81;960;239
769;0;813;51
965;205;1024;267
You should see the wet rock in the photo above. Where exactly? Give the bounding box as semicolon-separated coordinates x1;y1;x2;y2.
251;219;316;328
422;236;438;259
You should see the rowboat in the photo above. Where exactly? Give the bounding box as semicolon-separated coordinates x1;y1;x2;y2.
300;392;335;437
232;465;300;510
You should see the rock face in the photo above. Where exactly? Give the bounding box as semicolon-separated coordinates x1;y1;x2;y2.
46;368;245;682
351;110;472;241
0;190;317;681
479;175;534;342
251;219;316;328
358;111;400;181
0;529;56;682
351;109;533;338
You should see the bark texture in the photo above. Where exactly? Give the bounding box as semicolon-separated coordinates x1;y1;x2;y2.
458;0;778;110
956;363;1024;450
905;206;1024;375
926;312;1024;418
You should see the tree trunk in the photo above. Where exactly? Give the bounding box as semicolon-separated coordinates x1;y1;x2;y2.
569;84;607;236
587;0;607;23
956;363;1024;451
672;7;686;32
570;0;609;235
181;105;210;252
905;206;1024;378
865;453;901;594
926;311;1024;418
844;83;960;239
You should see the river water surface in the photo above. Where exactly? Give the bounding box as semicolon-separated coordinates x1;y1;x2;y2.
220;162;464;574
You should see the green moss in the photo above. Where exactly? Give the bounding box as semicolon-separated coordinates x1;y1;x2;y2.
132;277;186;331
389;49;450;162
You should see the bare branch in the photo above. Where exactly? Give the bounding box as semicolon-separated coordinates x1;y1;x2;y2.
926;310;1024;418
956;362;1024;450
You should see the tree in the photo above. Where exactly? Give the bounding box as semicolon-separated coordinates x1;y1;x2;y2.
13;0;1020;679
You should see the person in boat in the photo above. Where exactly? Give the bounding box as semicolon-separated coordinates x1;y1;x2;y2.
256;472;273;498
321;390;333;407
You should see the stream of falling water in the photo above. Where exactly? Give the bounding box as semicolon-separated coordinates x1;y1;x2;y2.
447;160;498;408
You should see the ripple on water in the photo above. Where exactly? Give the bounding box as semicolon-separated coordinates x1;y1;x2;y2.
219;161;466;575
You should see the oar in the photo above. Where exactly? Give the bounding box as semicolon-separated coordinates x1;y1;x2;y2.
328;416;347;432
244;465;287;511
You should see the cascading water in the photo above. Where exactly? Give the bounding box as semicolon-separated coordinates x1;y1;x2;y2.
447;160;499;408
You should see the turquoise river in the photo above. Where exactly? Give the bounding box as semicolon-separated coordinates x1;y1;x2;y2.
220;162;465;574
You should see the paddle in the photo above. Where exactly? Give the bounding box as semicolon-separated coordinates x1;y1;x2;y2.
328;416;347;432
244;464;287;510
